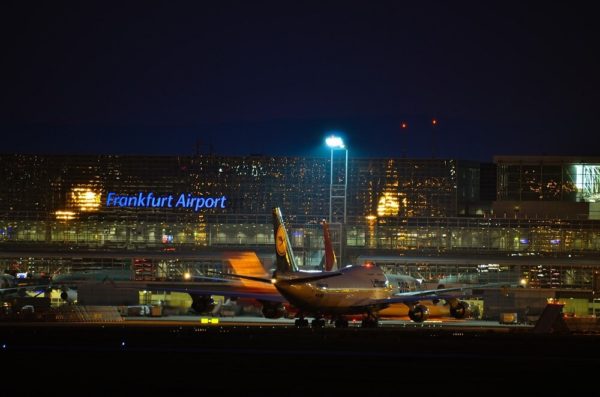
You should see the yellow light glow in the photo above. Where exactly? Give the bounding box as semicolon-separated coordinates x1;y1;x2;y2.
55;210;76;221
183;272;191;280
70;188;101;212
365;215;377;221
377;192;400;216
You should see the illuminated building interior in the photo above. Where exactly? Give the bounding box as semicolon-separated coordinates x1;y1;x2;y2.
1;154;600;292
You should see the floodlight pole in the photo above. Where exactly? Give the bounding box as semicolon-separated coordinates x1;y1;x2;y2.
328;142;348;268
329;146;348;224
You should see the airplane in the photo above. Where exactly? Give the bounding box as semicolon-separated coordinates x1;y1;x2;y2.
0;273;51;300
201;207;497;328
321;220;472;323
50;268;135;302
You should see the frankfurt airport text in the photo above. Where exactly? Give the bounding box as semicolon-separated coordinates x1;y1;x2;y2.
106;192;227;211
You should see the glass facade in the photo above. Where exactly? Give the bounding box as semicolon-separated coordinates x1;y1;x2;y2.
348;158;459;218
496;156;600;202
1;154;600;290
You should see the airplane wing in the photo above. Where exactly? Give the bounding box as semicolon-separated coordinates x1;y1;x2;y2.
206;272;272;284
374;293;467;306
140;285;287;303
207;270;343;284
117;276;287;304
0;283;50;297
308;281;514;311
188;275;232;283
376;281;513;306
342;291;477;312
392;281;509;297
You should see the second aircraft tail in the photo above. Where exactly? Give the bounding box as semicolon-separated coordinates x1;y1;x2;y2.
322;220;337;271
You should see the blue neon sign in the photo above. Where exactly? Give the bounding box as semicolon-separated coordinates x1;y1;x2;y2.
106;192;227;212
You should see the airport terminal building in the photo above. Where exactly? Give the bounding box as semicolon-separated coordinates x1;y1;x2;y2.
2;153;600;298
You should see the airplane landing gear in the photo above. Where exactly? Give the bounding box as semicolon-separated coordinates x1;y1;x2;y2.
294;312;309;327
334;317;349;328
360;313;379;328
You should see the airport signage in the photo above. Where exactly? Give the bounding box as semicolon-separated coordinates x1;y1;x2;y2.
106;192;227;212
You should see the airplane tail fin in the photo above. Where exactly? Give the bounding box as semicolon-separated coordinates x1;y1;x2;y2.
272;207;299;273
322;220;337;271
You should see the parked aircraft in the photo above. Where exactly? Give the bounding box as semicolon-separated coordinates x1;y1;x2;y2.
321;220;472;323
50;268;135;302
203;207;493;327
0;273;49;299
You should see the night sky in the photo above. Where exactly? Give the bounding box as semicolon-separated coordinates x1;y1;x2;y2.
2;1;599;161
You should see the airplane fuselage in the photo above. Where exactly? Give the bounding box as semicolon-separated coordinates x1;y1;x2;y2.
274;265;393;315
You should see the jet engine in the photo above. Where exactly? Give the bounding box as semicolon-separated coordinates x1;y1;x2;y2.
408;304;429;322
260;301;286;319
190;295;215;314
450;300;469;319
60;288;77;303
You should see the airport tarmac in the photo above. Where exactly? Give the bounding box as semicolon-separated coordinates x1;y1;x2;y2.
122;314;534;332
1;315;597;395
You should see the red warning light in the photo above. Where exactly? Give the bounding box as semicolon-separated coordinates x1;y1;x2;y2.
432;119;437;126
401;122;408;129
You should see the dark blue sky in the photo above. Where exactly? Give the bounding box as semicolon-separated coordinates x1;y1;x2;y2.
2;1;599;161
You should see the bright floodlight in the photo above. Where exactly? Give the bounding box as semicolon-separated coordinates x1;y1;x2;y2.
325;135;345;149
